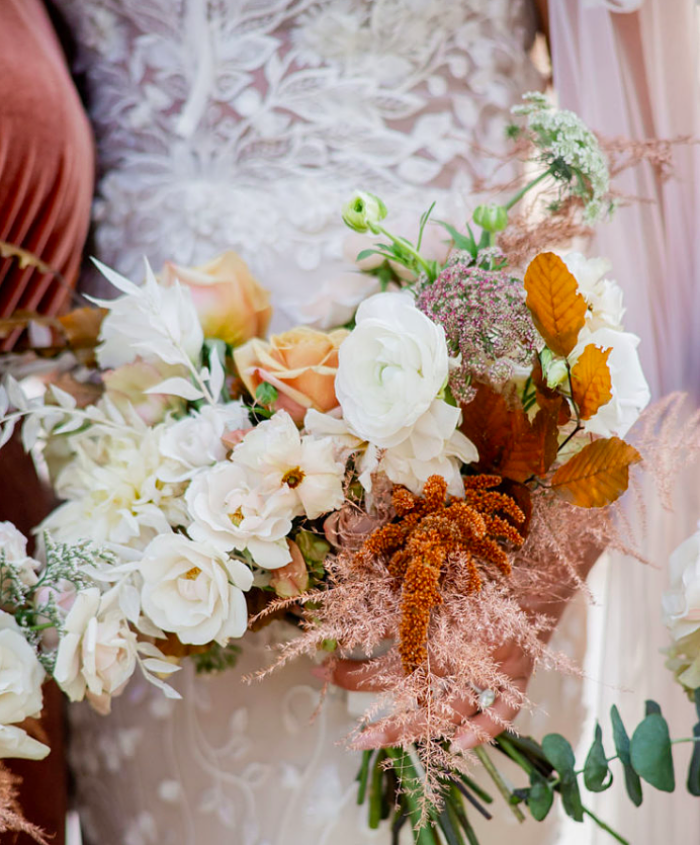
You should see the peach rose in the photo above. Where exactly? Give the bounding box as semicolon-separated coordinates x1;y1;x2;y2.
160;251;272;346
233;326;348;424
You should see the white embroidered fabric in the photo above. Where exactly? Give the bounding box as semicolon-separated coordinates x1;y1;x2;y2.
49;2;588;843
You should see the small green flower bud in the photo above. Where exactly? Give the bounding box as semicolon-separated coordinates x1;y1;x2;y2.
473;203;508;233
544;357;568;390
341;191;388;234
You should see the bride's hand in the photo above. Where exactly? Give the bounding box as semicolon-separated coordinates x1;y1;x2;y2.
319;641;534;751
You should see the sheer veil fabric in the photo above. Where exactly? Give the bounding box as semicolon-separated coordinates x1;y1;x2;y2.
550;1;700;841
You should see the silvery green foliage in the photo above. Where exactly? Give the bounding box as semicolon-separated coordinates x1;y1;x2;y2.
3;533;113;671
512;92;611;223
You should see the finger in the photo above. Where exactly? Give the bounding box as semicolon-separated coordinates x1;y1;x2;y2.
452;696;522;751
353;693;481;750
321;658;387;692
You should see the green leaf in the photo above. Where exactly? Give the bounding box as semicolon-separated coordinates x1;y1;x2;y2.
368;750;387;829
630;714;676;792
584;723;613;792
687;723;700;796
610;705;643;807
527;773;554;821
356;750;373;805
542;734;583;822
645;700;662;717
255;382;278;405
436;220;477;256
417;201;437;250
694;687;700;721
542;734;576;775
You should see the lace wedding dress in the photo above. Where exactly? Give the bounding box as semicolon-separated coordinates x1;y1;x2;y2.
49;3;586;844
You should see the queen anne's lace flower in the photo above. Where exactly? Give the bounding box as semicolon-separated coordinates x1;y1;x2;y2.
513;92;610;222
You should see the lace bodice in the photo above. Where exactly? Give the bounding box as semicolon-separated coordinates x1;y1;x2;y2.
48;3;568;844
55;0;541;319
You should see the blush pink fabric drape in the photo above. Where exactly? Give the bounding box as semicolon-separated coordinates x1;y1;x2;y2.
550;1;700;842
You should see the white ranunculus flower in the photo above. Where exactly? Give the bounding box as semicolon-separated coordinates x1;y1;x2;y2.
335;292;449;448
95;261;204;369
305;400;477;498
562;252;625;333
0;612;48;759
232;411;345;519
41;425;186;551
54;588;138;714
0;521;39;587
570;328;650;438
186;462;295;568
139;534;252;645
663;525;700;642
374;400;477;496
159;402;251;481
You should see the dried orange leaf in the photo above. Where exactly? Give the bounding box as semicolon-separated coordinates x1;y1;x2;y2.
524;252;587;357
58;307;107;348
551;437;642;508
460;383;514;471
571;344;613;420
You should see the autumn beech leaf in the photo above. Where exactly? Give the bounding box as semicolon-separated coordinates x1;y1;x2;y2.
571;344;613;420
58;307;108;349
524;252;587;357
551;437;642;508
461;382;559;483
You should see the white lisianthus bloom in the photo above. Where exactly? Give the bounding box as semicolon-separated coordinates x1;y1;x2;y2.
54;588;138;714
0;521;39;587
139;533;252;645
335;292;449;448
0;612;48;760
232;411;345;519
562;252;625;333
663;525;700;642
41;426;187;551
159;402;251;481
186;462;295;568
94;260;204;369
569;328;650;438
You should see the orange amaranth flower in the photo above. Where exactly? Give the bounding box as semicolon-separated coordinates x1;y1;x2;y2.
356;474;525;673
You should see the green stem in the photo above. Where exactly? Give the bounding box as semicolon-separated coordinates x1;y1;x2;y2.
495;735;535;776
357;750;373;805
504;165;555;212
385;747;436;845
582;807;630;845
473;746;525;823
377;225;434;279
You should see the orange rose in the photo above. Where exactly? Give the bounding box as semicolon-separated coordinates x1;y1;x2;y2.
233;326;348;424
160;251;272;346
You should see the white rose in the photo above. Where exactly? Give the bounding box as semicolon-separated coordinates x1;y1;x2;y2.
54;588;138;714
0;522;39;587
663;526;700;642
562;252;625;332
139;534;252;645
159;402;251;481
186;462;295;568
232;411;345;519
335;292;449;448
0;612;48;760
569;328;650;438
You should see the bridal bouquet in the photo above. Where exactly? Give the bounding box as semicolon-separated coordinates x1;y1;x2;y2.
0;94;698;844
